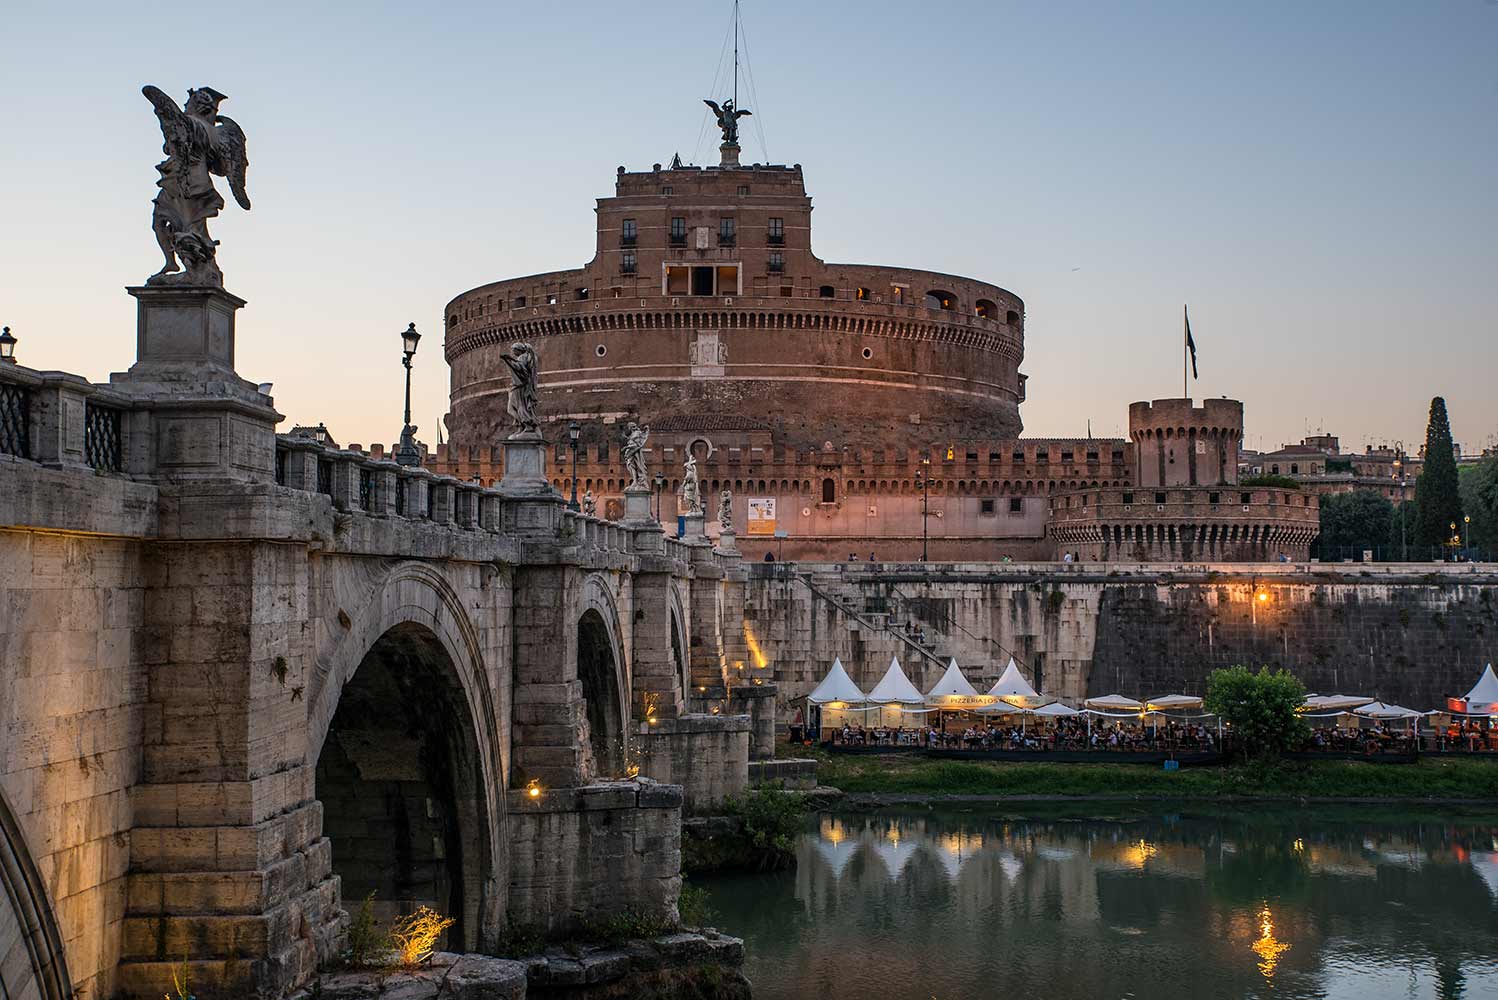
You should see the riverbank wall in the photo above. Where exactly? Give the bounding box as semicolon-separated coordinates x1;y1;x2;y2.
744;562;1498;710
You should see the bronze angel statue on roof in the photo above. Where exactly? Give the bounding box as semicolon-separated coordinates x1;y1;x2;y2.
703;98;752;145
142;85;250;286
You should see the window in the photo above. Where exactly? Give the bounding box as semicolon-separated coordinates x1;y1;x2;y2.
822;478;836;503
621;251;636;274
670;217;686;245
1290;464;1299;474
1036;449;1049;464
1012;450;1025;463
1009;498;1023;513
1060;450;1073;463
1006;309;1020;324
768;251;784;272
666;266;689;295
819;285;835;298
861;347;873;359
576;287;589;301
1271;465;1280;474
779;285;793;297
691;266;714;296
924;290;956;310
855;286;870;300
1122;492;1134;505
980;499;996;515
546;293;558;305
1086;450;1099;463
737;185;749;196
718;218;736;246
891;285;905;304
975;298;996;319
513;296;526;308
1154;491;1167;504
717;266;739;295
768;217;784;244
621;219;637;245
1209;491;1220;505
1241;492;1252;504
595;344;607;357
662;185;673;194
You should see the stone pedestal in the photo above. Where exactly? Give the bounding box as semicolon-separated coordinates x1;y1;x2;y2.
622;485;656;526
719;142;741;167
681;511;705;541
729;684;779;760
497;432;553;497
109;285;280;483
716;527;738;554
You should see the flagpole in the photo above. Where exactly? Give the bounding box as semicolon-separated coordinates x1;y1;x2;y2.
1182;304;1188;400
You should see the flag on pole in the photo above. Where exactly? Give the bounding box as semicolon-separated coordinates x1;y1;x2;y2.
1184;305;1199;380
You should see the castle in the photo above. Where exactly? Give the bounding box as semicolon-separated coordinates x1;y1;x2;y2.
430;131;1317;562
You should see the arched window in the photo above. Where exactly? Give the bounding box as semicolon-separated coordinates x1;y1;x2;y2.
925;290;956;311
1006;309;1019;324
822;478;836;503
975;298;996;319
819;285;835;298
855;287;871;301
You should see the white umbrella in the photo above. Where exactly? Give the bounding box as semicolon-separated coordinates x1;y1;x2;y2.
1031;702;1081;717
1302;694;1375;712
1083;694;1144;712
1146;694;1203;712
976;701;1023;716
1354;701;1423;720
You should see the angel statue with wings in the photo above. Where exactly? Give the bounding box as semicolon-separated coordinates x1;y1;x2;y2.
703;98;752;145
500;342;540;435
622;422;650;490
142;85;251;286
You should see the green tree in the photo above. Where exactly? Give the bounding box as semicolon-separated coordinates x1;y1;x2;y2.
1413;397;1462;550
1205;665;1307;759
1458;457;1498;551
1316;489;1394;561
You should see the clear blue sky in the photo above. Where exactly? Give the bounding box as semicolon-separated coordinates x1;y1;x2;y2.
3;0;1495;454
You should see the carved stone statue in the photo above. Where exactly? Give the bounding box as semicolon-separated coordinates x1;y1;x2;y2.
680;456;703;515
703;98;752;146
142;85;251;286
500;342;540;435
622;422;650;490
718;489;733;531
582;490;596;517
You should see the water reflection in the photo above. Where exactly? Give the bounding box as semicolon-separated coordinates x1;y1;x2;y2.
702;810;1498;1000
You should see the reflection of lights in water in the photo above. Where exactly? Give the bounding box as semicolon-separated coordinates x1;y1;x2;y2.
1124;839;1158;868
823;817;846;845
1251;904;1290;978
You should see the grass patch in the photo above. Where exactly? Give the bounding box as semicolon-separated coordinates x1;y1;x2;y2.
804;748;1498;800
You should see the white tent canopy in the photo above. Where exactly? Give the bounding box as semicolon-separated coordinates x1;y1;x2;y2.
989;657;1040;703
1146;694;1203;711
1354;701;1423;720
1031;702;1082;717
807;657;868;706
867;655;926;705
926;658;981;700
1084;694;1144;712
975;700;1023;716
1463;664;1498;710
1302;694;1376;712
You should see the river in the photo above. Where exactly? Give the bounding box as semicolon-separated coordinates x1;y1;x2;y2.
699;806;1498;999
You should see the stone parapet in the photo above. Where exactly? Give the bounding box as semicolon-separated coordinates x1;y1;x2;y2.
727;684;778;760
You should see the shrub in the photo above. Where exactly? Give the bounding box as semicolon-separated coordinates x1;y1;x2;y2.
1205;665;1308;760
346;892;385;968
1241;474;1300;490
389;907;455;969
724;788;805;870
677;879;714;928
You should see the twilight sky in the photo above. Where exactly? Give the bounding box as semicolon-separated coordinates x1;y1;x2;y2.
2;0;1495;455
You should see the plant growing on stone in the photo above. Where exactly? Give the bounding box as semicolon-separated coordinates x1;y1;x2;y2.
1205;665;1308;760
388;906;455;969
164;955;195;1000
677;879;715;928
725;788;805;870
346;892;385;967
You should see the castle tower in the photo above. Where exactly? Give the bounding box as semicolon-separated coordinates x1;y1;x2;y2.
1129;398;1243;488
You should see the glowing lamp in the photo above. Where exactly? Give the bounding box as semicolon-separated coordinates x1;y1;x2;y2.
525;779;542;799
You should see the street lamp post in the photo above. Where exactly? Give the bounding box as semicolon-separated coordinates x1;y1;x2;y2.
1464;515;1471;556
653;472;666;523
917;457;932;562
1449;521;1460;562
395;323;422;467
1393;448;1406;562
0;327;16;364
566;421;581;511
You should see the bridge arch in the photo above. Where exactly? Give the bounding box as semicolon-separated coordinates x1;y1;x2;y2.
1;789;73;1000
308;563;504;953
578;573;630;777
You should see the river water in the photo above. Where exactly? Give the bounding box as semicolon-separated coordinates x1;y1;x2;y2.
700;807;1498;1000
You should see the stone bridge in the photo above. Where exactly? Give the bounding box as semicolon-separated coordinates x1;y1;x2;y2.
0;286;774;1000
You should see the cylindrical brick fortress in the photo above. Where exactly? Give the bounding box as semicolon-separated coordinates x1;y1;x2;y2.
443;160;1025;454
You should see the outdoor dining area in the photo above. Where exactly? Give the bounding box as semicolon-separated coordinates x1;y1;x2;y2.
799;655;1498;762
802;654;1224;761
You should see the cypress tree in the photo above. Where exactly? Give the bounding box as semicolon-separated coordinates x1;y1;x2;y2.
1414;396;1462;552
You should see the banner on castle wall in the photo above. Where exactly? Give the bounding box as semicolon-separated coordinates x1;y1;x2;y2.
746;497;777;535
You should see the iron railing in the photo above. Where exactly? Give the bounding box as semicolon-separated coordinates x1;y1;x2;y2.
83;402;122;472
358;468;373;510
0;382;30;459
316;459;333;497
